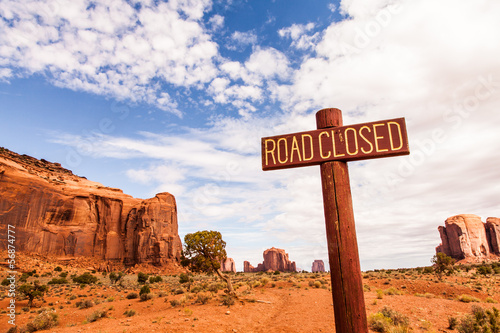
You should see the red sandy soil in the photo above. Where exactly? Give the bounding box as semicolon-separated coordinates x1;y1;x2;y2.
1;253;499;333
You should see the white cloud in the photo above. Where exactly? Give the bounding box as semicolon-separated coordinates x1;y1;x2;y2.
208;14;224;30
272;0;500;270
278;23;319;50
10;0;500;271
0;0;217;116
227;30;258;50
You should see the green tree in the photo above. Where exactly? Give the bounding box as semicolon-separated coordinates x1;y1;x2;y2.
18;281;48;308
182;230;235;296
431;252;456;280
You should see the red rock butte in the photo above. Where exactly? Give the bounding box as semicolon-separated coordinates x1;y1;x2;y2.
0;147;182;268
244;247;296;272
311;260;325;273
437;214;500;262
220;258;236;273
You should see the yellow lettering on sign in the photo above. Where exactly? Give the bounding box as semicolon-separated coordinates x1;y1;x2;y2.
301;134;313;161
290;136;302;163
388;121;403;150
359;126;373;154
319;131;331;159
373;123;388;152
277;138;288;164
264;139;276;165
332;130;345;157
345;127;358;156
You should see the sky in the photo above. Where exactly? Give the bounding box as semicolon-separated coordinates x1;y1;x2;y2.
1;0;499;272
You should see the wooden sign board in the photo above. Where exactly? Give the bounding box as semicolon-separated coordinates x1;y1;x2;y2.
261;109;410;333
262;117;409;171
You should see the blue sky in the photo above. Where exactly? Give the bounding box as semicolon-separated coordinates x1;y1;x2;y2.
1;0;500;271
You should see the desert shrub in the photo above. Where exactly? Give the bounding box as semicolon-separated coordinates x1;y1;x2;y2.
459;294;480;303
477;265;493;276
369;306;410;333
179;273;190;284
369;312;393;332
140;285;151;296
260;277;270;286
48;278;68;285
124;309;136;317
1;278;10;286
422;266;434;274
208;283;222;293
59;272;68;278
25;310;59;332
126;292;139;299
376;289;384;299
109;272;124;284
381;307;409;327
170;299;181;307
195;292;212;304
173;288;185;295
149;275;163;284
220;295;235;307
54;266;63;272
385;287;401;296
76;299;94;309
448;316;459;330
191;285;203;293
457;306;500;333
87;310;107;323
72;273;98;285
137;272;148;284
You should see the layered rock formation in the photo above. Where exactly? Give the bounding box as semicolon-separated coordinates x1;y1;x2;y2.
436;214;500;260
0;147;182;267
311;260;325;273
244;247;296;272
220;258;236;273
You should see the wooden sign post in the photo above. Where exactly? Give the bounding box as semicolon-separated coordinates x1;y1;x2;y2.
261;108;410;333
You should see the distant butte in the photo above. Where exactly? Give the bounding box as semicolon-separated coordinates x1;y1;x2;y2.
437;214;500;262
0;147;182;270
244;247;297;272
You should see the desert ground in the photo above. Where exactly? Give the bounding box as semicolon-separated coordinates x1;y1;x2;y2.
1;252;500;333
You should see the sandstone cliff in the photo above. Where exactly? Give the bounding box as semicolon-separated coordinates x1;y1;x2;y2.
311;260;325;273
0;147;182;267
244;247;296;272
220;258;236;273
436;214;500;261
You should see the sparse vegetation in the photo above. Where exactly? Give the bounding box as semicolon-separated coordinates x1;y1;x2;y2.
87;309;107;322
457;305;500;333
431;252;456;280
72;272;98;285
181;230;236;296
137;272;149;284
24;310;59;332
18;281;48;308
369;306;410;333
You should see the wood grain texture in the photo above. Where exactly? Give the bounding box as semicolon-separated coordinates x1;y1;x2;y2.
316;108;368;333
